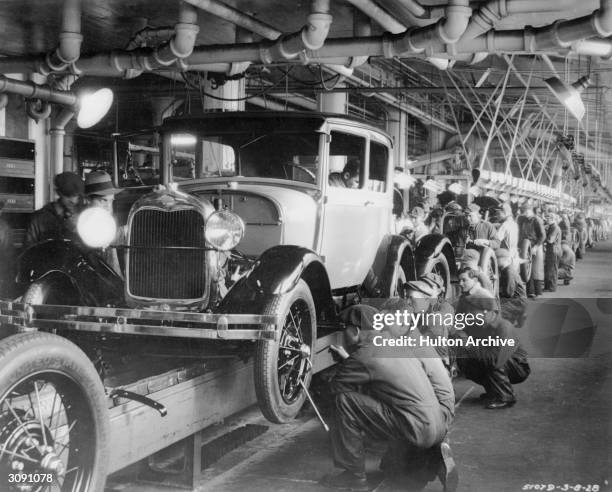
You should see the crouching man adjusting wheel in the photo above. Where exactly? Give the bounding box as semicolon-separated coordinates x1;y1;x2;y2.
320;305;458;492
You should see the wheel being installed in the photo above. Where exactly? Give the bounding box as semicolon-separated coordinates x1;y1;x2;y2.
0;332;109;492
254;279;316;423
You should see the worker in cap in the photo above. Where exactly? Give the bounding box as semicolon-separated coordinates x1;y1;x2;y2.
323;304;457;492
517;202;545;297
83;170;124;276
25;171;84;248
454;285;530;410
466;202;500;250
84;170;122;213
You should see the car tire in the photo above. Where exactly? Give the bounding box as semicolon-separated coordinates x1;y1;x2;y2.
424;254;451;299
22;274;81;306
254;279;316;424
519;239;532;283
0;332;109;492
479;247;499;297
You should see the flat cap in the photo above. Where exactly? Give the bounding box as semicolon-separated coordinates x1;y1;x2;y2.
339;304;379;331
54;172;84;197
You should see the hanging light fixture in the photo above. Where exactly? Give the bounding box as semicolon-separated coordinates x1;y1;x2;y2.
76;88;114;128
543;76;591;121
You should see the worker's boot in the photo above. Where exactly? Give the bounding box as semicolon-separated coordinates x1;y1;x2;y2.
436;442;458;492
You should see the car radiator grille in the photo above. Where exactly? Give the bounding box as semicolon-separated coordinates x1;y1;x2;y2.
128;208;207;299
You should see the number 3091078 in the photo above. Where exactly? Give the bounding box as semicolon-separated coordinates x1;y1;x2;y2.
8;473;54;484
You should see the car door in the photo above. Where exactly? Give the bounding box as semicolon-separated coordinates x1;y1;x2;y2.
317;128;391;290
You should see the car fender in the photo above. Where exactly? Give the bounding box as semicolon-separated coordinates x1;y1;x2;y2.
362;234;416;297
17;240;124;306
414;234;458;279
218;245;335;321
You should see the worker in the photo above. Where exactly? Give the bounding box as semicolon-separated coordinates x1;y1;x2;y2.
466;203;500;249
495;203;519;264
517;204;545;297
454;296;530;409
25;171;84;248
455;266;496;317
558;240;576;286
461;249;495;294
329;159;360;189
322;305;457;492
544;212;562;292
404;273;455;367
410;206;430;241
84;170;124;276
496;248;528;327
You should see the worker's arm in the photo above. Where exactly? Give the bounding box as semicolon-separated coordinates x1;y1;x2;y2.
420;354;455;417
328;351;372;395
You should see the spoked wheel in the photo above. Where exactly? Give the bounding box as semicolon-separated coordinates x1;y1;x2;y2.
0;333;109;492
519;239;532;283
425;255;451;299
479;247;499;297
254;280;316;423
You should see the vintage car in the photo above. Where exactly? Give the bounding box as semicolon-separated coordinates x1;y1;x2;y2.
0;112;456;489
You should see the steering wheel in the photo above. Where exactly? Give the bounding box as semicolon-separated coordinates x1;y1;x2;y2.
282;162;316;182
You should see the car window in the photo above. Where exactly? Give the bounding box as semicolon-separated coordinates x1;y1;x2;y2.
169;131;319;184
368;141;389;193
328;131;365;189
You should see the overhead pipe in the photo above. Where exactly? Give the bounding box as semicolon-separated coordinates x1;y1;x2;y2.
38;0;83;75
461;0;578;41
50;107;76;175
387;0;472;57
75;2;199;76
342;0;405;33
182;0;281;40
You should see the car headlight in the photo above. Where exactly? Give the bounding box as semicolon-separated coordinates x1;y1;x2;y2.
77;207;117;248
205;210;245;251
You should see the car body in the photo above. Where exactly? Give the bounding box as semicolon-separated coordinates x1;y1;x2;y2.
5;111;456;424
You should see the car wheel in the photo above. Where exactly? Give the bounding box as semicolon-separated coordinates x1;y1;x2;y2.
425;254;451;299
479;247;499;297
254;279;316;424
519;239;532;283
22;274;81;306
0;332;109;492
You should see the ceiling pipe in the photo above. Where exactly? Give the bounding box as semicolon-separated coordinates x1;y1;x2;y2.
75;2;199;76
38;0;83;75
461;0;578;41
50;107;76;175
182;0;281;40
0;74;77;107
342;0;405;33
388;0;472;56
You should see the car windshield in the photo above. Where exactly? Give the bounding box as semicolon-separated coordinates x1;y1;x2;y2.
168;130;320;185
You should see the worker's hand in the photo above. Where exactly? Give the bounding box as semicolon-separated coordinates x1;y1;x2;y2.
473;238;488;247
329;344;349;361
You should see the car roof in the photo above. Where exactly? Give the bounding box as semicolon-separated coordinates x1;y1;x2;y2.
161;111;389;138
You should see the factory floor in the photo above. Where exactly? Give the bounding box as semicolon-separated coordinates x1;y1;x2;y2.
108;241;612;492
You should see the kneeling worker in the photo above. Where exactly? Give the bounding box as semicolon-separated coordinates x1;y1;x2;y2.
322;305;457;492
455;296;530;409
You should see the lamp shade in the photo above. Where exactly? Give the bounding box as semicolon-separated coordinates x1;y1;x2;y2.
76;88;114;128
543;76;590;121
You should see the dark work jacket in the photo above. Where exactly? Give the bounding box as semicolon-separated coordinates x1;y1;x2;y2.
330;332;455;447
468;221;500;249
517;215;545;246
25;202;79;248
463;315;526;369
